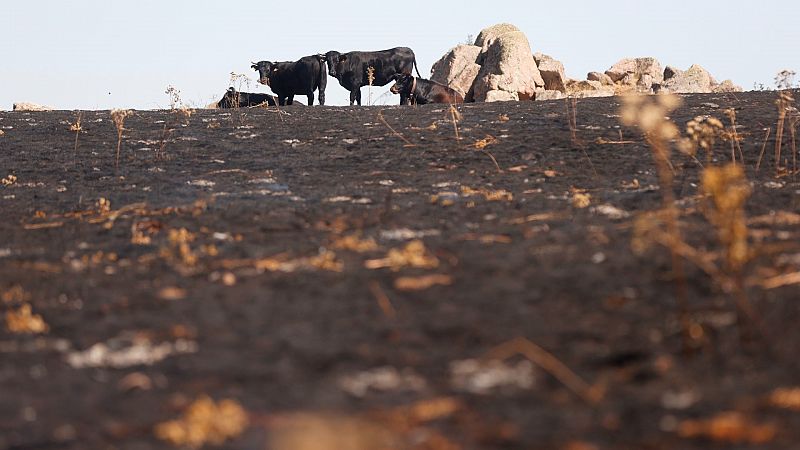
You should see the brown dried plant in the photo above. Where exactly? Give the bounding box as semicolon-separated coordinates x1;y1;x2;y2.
364;240;439;271
6;304;49;334
111;109;132;169
449;104;462;140
154;395;248;448
685;116;725;165
70;111;83;165
702;164;758;330
677;411;777;444
774;90;795;171
621;93;693;347
1;174;17;186
724;108;745;165
367;66;375;106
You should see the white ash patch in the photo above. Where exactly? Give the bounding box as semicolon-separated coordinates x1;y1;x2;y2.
338;366;426;397
187;180;215;187
591;204;631;220
450;359;536;394
380;228;441;241
65;336;198;369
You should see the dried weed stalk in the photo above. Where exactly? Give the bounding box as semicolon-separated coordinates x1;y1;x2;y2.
449;105;462;140
685;116;724;165
377;110;416;147
70;111;83;165
702;164;758;330
111;109;132;170
774;90;795;171
157;85;193;160
621;94;693;347
367;66;375;106
488;337;604;405
724;108;745;164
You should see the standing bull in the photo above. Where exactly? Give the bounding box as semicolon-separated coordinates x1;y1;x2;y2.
251;55;327;106
323;47;421;105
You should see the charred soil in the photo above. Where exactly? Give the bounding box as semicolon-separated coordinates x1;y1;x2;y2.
1;91;800;449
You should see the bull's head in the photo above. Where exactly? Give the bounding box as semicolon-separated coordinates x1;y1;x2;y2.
323;51;345;78
390;73;413;95
251;61;274;86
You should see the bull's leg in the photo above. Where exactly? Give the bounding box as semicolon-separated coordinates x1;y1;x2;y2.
349;89;358;106
307;93;314;106
278;96;287;106
287;95;294;106
355;88;362;106
318;90;325;106
400;93;408;105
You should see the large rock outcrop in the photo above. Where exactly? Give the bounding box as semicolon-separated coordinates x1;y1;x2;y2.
471;24;544;102
659;64;742;94
430;44;482;100
660;64;714;93
13;102;54;112
536;54;567;92
565;80;615;98
604;57;663;93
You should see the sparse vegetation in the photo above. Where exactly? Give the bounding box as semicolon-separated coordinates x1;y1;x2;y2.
110;109;132;170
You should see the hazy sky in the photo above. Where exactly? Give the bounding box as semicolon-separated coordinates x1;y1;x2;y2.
1;0;798;109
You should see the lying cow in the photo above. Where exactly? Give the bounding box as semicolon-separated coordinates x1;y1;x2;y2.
390;74;464;105
251;55;327;106
217;88;277;108
324;47;421;105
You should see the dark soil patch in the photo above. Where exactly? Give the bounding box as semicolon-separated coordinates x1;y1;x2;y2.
1;91;800;449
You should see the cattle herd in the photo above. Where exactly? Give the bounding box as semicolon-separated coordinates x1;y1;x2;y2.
217;46;462;108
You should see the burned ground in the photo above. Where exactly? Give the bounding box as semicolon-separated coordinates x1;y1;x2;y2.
1;91;800;449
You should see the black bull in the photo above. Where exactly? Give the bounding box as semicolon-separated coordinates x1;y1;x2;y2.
251;55;327;106
389;74;464;105
324;47;421;105
217;88;277;108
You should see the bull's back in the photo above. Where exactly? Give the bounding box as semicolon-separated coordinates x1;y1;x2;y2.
349;47;415;86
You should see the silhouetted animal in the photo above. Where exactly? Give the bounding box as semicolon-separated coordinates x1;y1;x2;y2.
251;55;327;106
217;88;277;108
390;74;464;105
324;47;421;105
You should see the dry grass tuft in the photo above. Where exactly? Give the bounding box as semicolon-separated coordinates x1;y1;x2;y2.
154;395;248;448
702;164;751;272
677;411;777;444
768;387;800;411
1;174;17;186
685;116;724;164
460;185;513;202
394;274;453;291
110;109;132;169
365;240;439;271
70;111;83;164
5;304;49;334
330;234;379;253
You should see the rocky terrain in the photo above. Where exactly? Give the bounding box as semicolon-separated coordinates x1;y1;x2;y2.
430;23;743;102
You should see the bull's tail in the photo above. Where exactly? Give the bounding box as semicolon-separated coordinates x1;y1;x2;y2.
316;55;327;105
413;57;421;78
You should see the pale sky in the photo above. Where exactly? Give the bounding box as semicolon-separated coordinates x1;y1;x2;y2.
1;0;798;109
